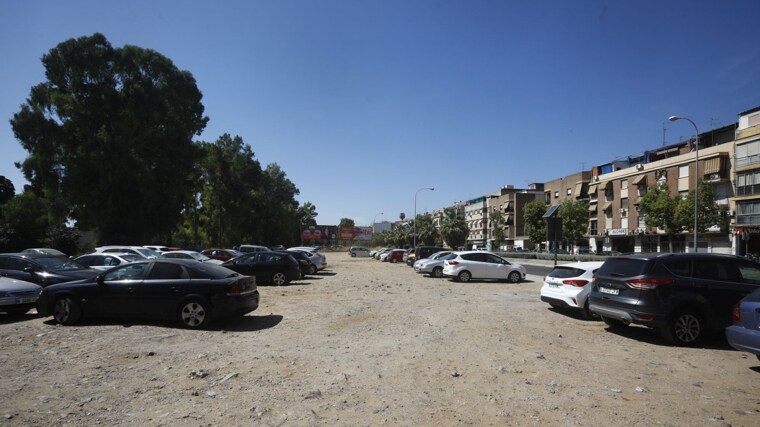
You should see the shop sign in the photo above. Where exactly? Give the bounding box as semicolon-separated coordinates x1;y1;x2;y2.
607;228;627;236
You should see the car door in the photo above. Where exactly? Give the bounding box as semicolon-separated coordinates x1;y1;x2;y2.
137;262;187;319
87;263;149;317
482;253;510;279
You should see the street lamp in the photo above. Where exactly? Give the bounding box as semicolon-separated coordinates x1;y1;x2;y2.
669;115;699;252
414;187;435;248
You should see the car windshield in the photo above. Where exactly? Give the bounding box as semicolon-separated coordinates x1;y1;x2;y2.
190;252;211;261
34;255;88;271
547;266;587;278
596;258;650;277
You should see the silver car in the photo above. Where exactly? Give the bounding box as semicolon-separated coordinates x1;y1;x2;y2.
0;277;42;315
413;251;454;278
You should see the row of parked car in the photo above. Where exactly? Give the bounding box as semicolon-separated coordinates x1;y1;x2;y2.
0;245;328;329
352;245;528;284
538;252;760;357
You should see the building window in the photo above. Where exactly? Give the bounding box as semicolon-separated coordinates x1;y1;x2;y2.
736;170;760;196
567;188;572;196
737;200;760;226
621;180;628;190
736;140;760;168
554;191;559;198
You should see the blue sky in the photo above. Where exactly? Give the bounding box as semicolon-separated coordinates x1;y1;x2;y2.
2;1;760;226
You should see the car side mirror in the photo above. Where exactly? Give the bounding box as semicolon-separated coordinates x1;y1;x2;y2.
97;275;105;285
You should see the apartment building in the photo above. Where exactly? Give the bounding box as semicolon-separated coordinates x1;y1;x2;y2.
486;184;544;250
463;196;488;249
732;106;760;255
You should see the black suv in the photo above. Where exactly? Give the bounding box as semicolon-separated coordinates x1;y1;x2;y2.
589;253;760;346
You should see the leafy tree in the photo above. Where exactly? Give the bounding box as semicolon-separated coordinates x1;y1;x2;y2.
440;208;468;249
339;218;355;228
0;177;14;206
558;199;589;250
0;191;49;250
10;33;208;244
637;182;682;252
399;213;406;222
257;163;300;246
524;200;549;248
415;214;438;246
298;202;318;226
674;180;724;236
489;210;505;249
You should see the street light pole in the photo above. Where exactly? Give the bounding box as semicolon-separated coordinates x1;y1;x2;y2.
669;115;700;252
414;187;435;248
373;212;384;231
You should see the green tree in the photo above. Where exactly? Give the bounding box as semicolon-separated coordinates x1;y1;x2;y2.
0;177;14;206
399;213;406;222
489;210;505;250
257;163;300;246
440;208;468;249
10;33;208;244
674;180;724;237
558;199;589;250
0;191;49;250
415;214;438;246
339;218;355;228
524;200;549;248
637;182;682;252
297;202;318;226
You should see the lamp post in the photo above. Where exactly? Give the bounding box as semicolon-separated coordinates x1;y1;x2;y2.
373;212;384;231
668;115;699;252
414;187;435;248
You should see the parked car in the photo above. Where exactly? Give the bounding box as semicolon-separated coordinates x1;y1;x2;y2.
442;251;526;283
287;247;327;272
0;253;99;287
402;248;415;264
375;248;394;260
238;244;271;254
408;246;449;266
726;287;760;360
349;247;370;257
370;247;390;258
275;250;313;277
269;245;285;251
94;246;163;259
200;249;242;262
222;252;301;285
161;250;224;264
413;251;455;278
21;248;67;256
385;249;406;263
589;253;760;346
36;259;259;329
143;245;174;253
0;277;43;316
539;261;605;319
75;253;144;271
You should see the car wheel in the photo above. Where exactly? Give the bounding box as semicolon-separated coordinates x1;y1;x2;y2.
178;299;210;329
308;264;317;275
432;266;443;278
391;258;397;263
457;271;471;283
581;301;600;320
601;316;628;329
351;253;356;257
507;271;521;283
53;297;81;326
272;272;289;286
661;309;703;346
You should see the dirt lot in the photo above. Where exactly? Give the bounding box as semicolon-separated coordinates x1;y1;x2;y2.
1;252;759;426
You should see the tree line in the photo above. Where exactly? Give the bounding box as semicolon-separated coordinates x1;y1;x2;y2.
0;33;317;253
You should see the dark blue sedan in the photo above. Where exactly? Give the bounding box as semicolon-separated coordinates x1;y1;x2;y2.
36;259;259;329
726;287;760;361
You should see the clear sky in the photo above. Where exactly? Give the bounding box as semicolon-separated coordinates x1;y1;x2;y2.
2;1;760;226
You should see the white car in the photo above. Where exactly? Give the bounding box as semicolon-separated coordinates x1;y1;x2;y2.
287;247;327;272
540;261;604;319
349;247;370;257
0;276;42;315
161;250;224;264
413;251;454;278
442;251;526;283
75;253;144;271
94;246;163;259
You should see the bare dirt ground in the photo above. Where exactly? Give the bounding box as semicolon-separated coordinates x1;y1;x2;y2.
1;252;759;426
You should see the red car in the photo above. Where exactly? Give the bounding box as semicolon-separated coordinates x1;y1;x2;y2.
384;249;406;263
201;249;243;262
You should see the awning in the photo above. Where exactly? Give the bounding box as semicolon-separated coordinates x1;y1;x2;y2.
603;181;613;189
703;157;722;175
588;204;598;211
632;174;647;186
574;182;585;197
505;215;513;225
587;183;599;195
503;202;512;211
602;201;613;211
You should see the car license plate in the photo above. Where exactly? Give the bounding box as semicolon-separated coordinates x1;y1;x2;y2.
548;283;560;288
599;287;619;295
16;297;36;304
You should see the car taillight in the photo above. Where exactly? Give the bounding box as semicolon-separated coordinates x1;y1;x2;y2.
562;279;589;287
227;282;242;295
625;278;673;290
731;302;741;322
447;260;460;265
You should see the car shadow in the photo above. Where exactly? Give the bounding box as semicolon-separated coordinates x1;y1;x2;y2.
602;324;735;350
546;306;599;322
317;271;337;276
0;312;41;324
40;313;284;332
